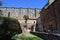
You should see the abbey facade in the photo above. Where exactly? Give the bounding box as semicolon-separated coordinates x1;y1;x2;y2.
0;7;41;32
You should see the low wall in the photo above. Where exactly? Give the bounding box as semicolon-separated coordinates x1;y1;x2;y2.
30;32;60;40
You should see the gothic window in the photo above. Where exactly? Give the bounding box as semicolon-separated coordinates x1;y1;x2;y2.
7;9;11;16
15;9;19;15
31;9;35;17
7;9;11;12
30;9;33;17
23;9;27;15
34;21;35;23
32;9;35;13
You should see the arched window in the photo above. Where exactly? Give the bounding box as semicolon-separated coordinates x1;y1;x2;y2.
23;9;27;16
15;9;19;15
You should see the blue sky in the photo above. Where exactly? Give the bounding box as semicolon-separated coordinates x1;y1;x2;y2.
0;0;48;9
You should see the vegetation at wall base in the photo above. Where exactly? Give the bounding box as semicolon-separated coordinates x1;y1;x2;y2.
12;32;43;40
0;16;22;40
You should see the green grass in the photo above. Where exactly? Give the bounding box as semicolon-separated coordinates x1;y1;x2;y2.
12;33;43;40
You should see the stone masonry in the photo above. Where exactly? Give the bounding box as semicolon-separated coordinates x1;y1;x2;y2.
0;7;41;32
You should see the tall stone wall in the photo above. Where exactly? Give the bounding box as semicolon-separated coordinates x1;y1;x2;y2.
0;8;40;20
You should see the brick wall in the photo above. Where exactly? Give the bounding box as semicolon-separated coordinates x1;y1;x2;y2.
40;0;60;33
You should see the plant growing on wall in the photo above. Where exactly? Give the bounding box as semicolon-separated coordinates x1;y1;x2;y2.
0;17;22;40
23;15;29;29
12;32;43;40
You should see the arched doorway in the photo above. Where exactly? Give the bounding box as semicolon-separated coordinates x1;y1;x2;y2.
31;25;34;31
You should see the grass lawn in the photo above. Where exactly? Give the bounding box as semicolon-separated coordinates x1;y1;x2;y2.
12;32;43;40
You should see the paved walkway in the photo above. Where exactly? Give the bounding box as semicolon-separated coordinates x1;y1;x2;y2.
31;31;60;36
30;31;60;40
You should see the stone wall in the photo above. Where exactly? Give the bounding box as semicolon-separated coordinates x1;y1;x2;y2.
36;17;43;32
40;0;60;33
0;8;40;20
0;8;41;32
